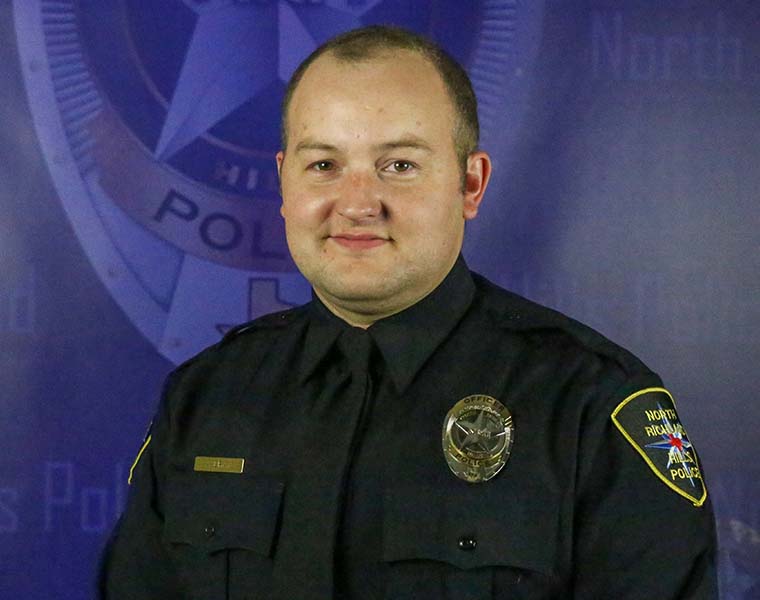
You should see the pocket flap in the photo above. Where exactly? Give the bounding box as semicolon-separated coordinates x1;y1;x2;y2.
163;469;284;556
383;483;557;576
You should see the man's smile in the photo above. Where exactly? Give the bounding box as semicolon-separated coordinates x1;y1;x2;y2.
329;232;390;250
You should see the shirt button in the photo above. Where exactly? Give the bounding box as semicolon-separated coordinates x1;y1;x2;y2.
457;536;477;551
204;525;216;538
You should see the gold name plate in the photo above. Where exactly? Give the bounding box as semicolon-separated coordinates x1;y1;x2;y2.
194;456;245;474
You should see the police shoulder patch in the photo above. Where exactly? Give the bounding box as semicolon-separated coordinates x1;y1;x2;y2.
611;387;707;506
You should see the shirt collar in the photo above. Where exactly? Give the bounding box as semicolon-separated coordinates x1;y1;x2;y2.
299;255;475;394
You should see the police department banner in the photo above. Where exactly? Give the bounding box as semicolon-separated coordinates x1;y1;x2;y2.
1;1;758;597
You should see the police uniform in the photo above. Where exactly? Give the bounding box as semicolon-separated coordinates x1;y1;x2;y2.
100;257;717;599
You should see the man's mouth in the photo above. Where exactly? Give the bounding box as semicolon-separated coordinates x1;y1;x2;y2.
329;232;389;250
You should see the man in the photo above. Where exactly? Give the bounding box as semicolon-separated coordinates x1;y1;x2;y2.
100;26;717;599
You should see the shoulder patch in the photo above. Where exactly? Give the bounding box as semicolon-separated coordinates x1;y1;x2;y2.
611;387;707;506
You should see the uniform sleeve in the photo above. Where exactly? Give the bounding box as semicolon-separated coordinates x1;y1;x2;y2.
98;373;184;599
572;373;718;599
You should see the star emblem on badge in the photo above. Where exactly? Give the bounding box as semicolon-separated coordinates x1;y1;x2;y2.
442;395;514;483
454;410;508;454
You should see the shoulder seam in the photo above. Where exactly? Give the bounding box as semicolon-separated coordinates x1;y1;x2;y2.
221;305;307;343
473;273;651;378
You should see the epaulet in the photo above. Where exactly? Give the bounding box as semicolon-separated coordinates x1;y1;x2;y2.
220;306;305;344
473;273;568;330
474;273;648;376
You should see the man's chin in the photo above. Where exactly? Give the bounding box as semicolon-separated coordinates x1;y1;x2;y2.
314;274;406;308
319;281;394;304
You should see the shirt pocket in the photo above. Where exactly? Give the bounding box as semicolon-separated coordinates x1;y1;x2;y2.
162;468;284;600
382;483;559;600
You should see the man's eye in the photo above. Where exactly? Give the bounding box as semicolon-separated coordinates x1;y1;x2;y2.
311;161;334;172
386;161;414;173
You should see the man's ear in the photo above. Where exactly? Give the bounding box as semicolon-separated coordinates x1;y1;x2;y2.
276;151;285;215
462;150;492;220
276;150;284;180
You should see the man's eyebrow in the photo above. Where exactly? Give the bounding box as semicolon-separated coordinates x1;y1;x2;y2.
373;137;433;152
294;140;339;153
292;136;434;153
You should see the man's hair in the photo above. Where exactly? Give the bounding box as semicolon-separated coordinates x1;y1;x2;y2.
280;25;479;173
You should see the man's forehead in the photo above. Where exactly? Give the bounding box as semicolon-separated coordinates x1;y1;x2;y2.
283;48;456;151
309;47;434;74
293;49;444;102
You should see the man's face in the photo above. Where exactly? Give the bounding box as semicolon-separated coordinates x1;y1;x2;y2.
277;51;489;322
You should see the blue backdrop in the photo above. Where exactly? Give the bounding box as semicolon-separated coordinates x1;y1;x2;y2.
1;1;758;597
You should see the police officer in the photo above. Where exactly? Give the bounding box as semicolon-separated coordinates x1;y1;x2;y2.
100;26;718;599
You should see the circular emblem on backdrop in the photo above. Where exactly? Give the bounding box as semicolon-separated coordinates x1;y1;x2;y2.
14;0;545;364
442;394;514;483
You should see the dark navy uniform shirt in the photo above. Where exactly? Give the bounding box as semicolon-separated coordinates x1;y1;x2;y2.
100;257;718;599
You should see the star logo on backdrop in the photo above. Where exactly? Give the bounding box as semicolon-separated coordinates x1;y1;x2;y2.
156;0;383;160
17;0;539;363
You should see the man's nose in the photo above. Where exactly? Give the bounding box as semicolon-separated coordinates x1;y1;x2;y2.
335;171;383;221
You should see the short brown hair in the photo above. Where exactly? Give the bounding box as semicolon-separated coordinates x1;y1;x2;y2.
280;25;479;173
